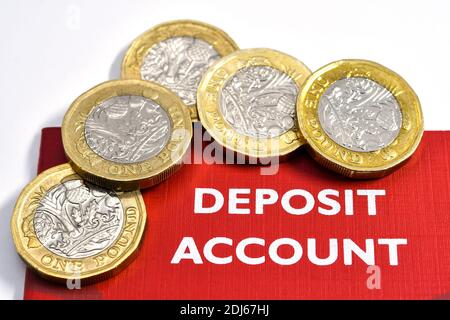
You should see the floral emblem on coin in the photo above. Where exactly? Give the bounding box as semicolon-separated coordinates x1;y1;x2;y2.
84;95;172;164
318;77;402;152
220;66;298;138
140;36;220;105
33;179;123;259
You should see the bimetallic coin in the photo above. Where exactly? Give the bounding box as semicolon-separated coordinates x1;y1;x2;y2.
84;95;172;164
197;48;312;160
11;164;146;282
220;65;298;139
62;80;192;191
141;37;220;107
121;20;239;121
318;77;403;152
297;60;424;178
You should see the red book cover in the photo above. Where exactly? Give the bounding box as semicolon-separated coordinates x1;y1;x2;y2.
23;127;450;299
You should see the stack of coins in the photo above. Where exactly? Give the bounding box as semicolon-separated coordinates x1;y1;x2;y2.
11;20;424;284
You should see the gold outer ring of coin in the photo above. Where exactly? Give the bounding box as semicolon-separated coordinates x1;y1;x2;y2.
121;19;239;122
62;79;193;191
197;48;312;161
297;59;424;178
10;164;146;283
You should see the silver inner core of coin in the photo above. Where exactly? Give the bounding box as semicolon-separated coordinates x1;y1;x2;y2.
318;77;402;152
85;95;172;164
141;36;220;106
33;179;124;259
219;66;299;138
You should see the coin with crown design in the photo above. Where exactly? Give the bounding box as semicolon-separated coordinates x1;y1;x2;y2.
197;48;311;161
121;20;239;121
10;164;146;283
296;59;424;178
62;79;192;191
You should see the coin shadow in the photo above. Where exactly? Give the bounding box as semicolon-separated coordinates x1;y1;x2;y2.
109;45;129;80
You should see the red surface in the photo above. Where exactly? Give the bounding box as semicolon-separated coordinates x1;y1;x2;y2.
24;128;450;300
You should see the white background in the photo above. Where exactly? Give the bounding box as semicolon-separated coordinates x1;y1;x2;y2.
0;0;449;299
